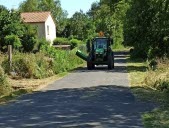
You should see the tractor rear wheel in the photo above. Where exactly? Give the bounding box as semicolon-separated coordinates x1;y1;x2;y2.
108;54;113;70
87;57;93;70
112;52;114;69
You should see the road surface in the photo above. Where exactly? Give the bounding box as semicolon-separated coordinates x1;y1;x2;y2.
0;52;156;128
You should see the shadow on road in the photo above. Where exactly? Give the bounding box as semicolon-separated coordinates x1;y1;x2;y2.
0;85;156;128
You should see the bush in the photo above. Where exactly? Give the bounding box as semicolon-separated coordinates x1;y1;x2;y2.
21;24;38;52
4;34;21;50
53;37;84;49
2;52;54;79
40;43;84;73
53;37;70;45
70;39;83;49
1;42;84;79
37;38;51;51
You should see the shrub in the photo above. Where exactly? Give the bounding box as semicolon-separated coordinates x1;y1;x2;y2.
37;38;51;51
70;39;83;49
21;24;38;52
2;52;54;79
53;37;70;45
53;37;84;49
4;34;21;50
1;42;84;79
40;43;84;73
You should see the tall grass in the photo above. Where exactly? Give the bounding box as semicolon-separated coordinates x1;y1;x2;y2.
0;65;12;97
1;44;84;79
145;59;169;92
2;52;54;79
41;44;84;74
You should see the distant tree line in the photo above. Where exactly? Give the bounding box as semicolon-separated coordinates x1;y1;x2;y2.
0;0;168;59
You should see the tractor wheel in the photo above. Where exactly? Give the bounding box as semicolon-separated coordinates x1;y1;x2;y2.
87;57;93;70
108;54;113;70
92;64;95;69
112;52;115;69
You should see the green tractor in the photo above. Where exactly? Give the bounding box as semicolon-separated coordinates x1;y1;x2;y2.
76;36;114;70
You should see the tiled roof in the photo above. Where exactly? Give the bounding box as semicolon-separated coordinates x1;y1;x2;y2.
21;11;51;23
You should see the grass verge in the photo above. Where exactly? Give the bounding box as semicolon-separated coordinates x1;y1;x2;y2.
0;63;85;104
0;89;32;104
127;57;169;128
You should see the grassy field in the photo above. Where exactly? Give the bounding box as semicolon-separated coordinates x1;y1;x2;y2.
127;57;169;128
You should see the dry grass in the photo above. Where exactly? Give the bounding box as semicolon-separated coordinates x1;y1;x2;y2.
144;59;169;91
8;73;67;91
127;57;169;128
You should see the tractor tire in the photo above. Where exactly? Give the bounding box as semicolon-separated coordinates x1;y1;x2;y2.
112;52;115;69
108;54;113;70
92;64;95;69
87;57;93;70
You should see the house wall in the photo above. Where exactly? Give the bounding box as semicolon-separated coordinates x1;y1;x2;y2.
30;23;46;39
45;15;56;45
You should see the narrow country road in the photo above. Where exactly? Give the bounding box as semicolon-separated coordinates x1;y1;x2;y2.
0;52;156;128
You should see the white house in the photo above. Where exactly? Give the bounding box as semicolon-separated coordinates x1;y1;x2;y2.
21;11;56;45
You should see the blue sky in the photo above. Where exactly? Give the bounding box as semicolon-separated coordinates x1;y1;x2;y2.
0;0;99;17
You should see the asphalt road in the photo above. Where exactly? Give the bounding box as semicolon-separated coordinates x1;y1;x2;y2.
0;52;156;128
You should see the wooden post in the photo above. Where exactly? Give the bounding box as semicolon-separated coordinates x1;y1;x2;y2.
8;45;12;70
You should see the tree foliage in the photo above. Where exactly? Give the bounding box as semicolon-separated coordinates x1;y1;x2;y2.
124;0;169;59
87;0;130;47
0;6;37;52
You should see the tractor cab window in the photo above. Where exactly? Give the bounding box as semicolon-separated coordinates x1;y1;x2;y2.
95;38;108;49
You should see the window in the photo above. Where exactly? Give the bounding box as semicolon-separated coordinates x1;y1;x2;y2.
47;25;49;35
95;39;108;49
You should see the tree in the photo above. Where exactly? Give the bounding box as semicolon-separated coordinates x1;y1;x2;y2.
87;0;130;48
124;0;169;59
69;10;88;40
0;8;37;52
19;0;39;12
0;9;25;51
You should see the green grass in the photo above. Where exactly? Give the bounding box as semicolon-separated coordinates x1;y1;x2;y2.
112;45;131;52
127;57;148;86
127;57;169;128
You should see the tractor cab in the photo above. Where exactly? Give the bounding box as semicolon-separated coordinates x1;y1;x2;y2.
92;37;111;62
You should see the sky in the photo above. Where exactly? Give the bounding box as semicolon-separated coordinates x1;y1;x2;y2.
0;0;99;18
